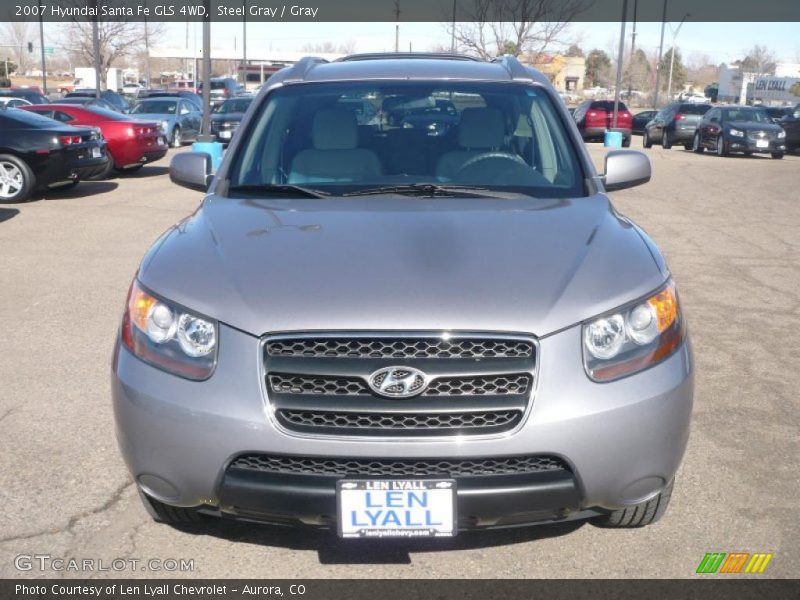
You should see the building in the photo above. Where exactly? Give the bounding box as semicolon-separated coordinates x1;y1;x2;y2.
718;63;800;106
522;54;585;93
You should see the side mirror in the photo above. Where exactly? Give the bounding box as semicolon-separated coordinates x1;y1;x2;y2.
602;150;651;192
170;152;212;192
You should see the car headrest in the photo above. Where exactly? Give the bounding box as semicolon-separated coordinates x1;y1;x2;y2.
313;108;358;150
459;107;506;149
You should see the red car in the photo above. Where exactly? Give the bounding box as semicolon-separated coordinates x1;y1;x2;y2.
572;100;633;146
20;104;168;179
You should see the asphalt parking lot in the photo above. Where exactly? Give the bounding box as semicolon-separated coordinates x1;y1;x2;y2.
0;144;798;579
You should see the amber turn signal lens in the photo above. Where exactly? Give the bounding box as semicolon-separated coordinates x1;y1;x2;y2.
647;284;678;333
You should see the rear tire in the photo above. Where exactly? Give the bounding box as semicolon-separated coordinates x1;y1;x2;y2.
140;492;206;526
171;127;182;148
716;136;727;157
593;479;675;528
90;152;116;180
662;131;672;149
692;133;704;153
642;130;652;148
622;136;631;147
0;154;35;203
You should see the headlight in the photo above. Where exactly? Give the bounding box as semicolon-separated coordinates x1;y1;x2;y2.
583;281;686;382
777;130;786;139
729;128;744;137
120;280;217;380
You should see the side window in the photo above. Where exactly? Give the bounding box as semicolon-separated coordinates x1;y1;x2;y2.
179;102;190;115
54;111;74;123
36;110;55;119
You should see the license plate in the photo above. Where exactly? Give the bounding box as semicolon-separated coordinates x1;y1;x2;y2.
91;146;101;158
219;131;232;139
337;479;456;538
756;139;769;148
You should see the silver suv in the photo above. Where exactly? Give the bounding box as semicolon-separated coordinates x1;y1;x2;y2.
112;54;693;538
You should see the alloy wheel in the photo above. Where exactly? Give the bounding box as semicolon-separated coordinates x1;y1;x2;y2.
0;161;24;199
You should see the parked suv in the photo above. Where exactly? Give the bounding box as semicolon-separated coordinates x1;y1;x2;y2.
572;99;633;146
113;54;693;538
643;102;712;149
197;77;243;106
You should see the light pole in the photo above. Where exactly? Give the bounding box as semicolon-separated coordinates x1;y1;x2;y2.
611;0;628;129
666;13;689;102
242;0;247;86
653;0;667;109
39;13;47;93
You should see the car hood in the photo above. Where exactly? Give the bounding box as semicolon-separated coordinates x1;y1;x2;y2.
138;194;667;337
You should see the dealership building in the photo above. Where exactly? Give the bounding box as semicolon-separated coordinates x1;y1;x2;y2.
718;62;800;105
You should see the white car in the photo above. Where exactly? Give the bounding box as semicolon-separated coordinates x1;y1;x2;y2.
0;97;32;108
122;83;142;96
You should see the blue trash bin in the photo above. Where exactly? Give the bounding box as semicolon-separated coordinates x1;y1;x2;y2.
604;131;623;148
191;141;224;172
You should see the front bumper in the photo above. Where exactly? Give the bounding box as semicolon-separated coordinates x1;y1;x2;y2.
727;137;786;153
112;323;693;530
581;127;632;141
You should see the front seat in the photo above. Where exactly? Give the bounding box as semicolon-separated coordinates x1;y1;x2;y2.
435;107;516;181
288;109;382;184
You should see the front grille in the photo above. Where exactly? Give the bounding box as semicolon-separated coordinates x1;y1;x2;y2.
747;130;774;141
264;333;536;437
277;409;520;434
229;454;568;477
269;373;531;397
266;337;534;359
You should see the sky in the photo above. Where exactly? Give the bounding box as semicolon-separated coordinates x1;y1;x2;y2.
142;21;800;65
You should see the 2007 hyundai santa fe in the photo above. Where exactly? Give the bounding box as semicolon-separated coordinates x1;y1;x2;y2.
112;54;693;537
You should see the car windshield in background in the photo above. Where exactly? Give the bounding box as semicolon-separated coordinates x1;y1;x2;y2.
84;106;130;121
724;108;771;123
228;81;584;198
592;101;628;111
131;101;177;114
216;98;252;113
679;104;711;114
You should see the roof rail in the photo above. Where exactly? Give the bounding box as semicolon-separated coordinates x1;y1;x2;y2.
338;52;481;63
492;55;534;82
282;56;329;83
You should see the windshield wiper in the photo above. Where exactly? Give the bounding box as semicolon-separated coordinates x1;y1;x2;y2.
227;184;329;199
342;183;525;199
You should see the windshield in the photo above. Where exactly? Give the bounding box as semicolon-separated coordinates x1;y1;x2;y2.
216;98;252;114
83;106;129;121
228;81;585;198
723;108;771;123
131;100;177;115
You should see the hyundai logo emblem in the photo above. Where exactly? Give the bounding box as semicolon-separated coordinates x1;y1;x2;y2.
368;366;429;398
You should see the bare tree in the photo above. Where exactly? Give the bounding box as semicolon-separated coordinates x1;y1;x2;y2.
739;44;777;76
1;22;33;75
300;41;357;55
447;0;592;60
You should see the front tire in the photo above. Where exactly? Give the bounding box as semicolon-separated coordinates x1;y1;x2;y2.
171;127;182;148
662;130;672;149
716;136;727;157
771;152;784;159
643;130;653;148
593;479;675;528
0;154;35;203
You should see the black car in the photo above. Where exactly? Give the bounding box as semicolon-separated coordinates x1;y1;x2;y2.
778;104;800;153
0;88;48;104
65;89;130;113
0;107;109;202
643;102;712;149
764;106;793;124
692;105;787;158
52;96;117;112
210;96;254;144
631;110;657;135
197;77;244;106
138;90;203;111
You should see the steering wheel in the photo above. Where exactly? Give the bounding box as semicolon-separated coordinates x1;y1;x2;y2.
454;152;529;184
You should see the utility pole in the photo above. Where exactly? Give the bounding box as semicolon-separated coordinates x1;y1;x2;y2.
91;0;101;97
627;0;637;99
450;0;456;53
144;1;151;88
394;1;400;52
39;13;47;94
242;0;247;87
199;0;212;140
612;0;628;129
653;0;667;108
666;13;689;102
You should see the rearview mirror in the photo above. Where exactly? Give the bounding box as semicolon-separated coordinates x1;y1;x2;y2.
602;150;651;192
170;152;212;192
